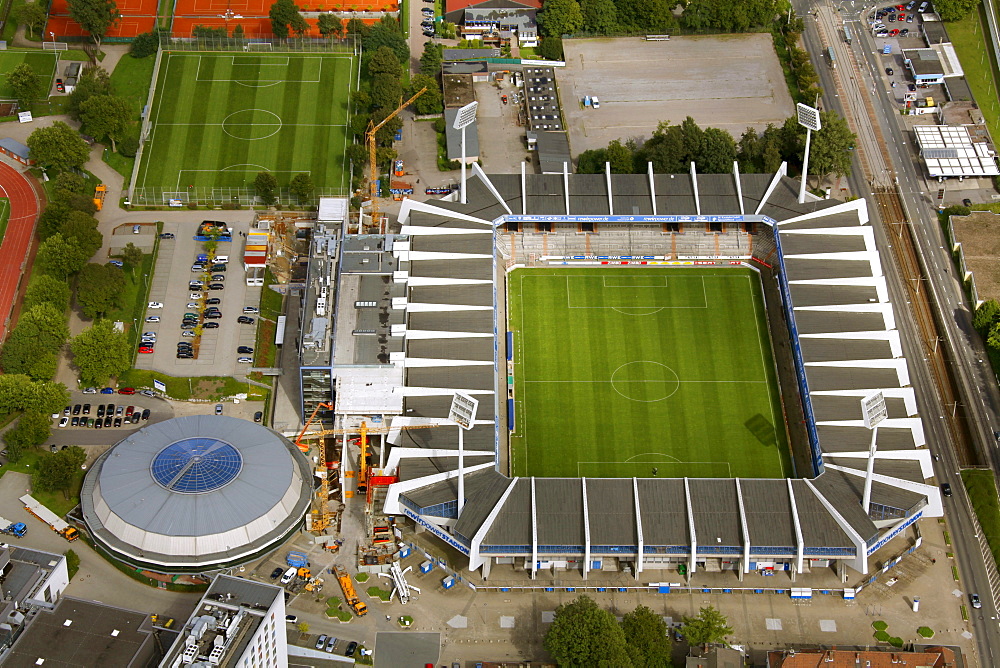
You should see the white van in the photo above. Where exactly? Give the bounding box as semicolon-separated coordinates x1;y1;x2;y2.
592;97;600;109
280;567;296;584
214;255;229;264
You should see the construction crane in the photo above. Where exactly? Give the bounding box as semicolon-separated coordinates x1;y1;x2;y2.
365;87;427;229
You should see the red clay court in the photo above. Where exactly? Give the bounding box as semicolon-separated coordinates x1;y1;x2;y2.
46;0;157;39
0;163;40;343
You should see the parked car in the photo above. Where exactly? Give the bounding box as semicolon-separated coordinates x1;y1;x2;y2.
130;413;140;424
885;67;893;75
346;642;358;657
141;408;151;420
211;274;225;282
104;416;112;427
211;264;227;272
119;388;135;395
56;78;64;93
58;417;69;428
82;404;91;415
326;637;337;653
125;406;134;416
205;312;223;319
215;404;224;415
208;283;225;290
181;331;197;337
148;302;164;309
238;316;255;324
207;298;221;305
139;346;155;354
71;416;80;427
270;567;284;580
101;387;116;394
159;233;175;239
97;405;106;418
243;307;259;314
315;635;328;650
114;417;122;428
146;316;161;323
237;357;252;363
72;404;81;415
963;198;973;207
203;322;220;328
281;568;297;585
238;346;254;354
140;390;155;397
254;411;263;423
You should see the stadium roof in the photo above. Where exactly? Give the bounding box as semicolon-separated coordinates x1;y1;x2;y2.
371;164;937;575
81;416;312;568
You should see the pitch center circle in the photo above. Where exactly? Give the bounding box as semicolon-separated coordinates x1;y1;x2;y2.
610;361;680;402
222;109;282;140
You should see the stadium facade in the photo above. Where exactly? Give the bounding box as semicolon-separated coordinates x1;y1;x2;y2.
334;164;939;581
81;416;313;570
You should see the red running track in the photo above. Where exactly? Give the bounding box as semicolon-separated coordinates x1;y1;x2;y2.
0;163;40;343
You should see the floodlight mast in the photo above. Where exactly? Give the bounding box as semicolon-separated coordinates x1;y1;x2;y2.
860;392;888;514
796;103;822;204
448;391;479;516
453;102;479;204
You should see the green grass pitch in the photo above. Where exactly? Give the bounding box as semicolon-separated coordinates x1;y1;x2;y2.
508;267;791;479
135;53;354;194
0;51;57;100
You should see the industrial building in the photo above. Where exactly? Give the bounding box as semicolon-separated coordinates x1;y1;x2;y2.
0;544;70;657
306;163;939;585
81;415;313;571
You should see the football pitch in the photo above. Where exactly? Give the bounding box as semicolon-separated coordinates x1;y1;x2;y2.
508;267;791;480
135;52;354;196
0;51;57;100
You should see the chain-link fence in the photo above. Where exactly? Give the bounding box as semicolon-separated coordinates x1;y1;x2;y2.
127;186;350;208
158;33;358;54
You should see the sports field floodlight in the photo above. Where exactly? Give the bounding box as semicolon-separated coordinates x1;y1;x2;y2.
860;391;887;514
453;101;478;204
449;391;479;516
796;103;821;204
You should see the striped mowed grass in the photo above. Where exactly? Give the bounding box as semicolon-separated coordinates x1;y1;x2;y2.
0;51;57;100
136;53;354;193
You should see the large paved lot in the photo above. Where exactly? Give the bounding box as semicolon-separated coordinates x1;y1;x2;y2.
560;35;795;154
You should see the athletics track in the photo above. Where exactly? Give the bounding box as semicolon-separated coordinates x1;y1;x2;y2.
0;163;40;343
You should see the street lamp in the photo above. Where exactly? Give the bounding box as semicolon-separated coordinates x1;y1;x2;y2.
49;32;55;42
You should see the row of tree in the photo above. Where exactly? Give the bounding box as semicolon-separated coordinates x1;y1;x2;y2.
577;112;856;182
543;596;732;667
538;0;782;38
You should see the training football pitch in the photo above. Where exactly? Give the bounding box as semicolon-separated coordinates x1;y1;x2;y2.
508;267;791;479
0;51;57;100
135;52;354;197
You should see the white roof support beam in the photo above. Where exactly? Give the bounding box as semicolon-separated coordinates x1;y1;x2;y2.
634;477;644;576
582;478;591;580
564;162;571;215
690;162;700;216
647;162;657;215
735;479;751;575
804;479;868;574
733;161;745;215
684;478;697;576
521;162;527;215
471;162;512;215
605;162;614;215
469;477;519;573
530;477;538;579
788;480;805;574
754;161;788;215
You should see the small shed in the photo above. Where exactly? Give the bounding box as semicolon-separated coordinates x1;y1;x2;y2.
0;137;33;165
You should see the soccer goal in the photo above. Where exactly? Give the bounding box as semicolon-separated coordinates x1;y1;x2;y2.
161;191;189;205
42;42;69;51
244;42;273;52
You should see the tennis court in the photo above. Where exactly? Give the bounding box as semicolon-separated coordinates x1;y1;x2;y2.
0;51;57;100
46;0;157;39
134;52;355;198
508;267;791;479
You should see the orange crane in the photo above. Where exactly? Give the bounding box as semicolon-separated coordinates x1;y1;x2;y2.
365;87;426;229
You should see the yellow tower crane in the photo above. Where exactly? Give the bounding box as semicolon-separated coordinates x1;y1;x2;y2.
365;87;427;229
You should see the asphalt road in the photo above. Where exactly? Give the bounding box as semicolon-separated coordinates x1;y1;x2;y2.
799;0;1000;663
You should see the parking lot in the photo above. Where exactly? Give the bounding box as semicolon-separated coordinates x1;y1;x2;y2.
135;219;262;378
560;35;795;154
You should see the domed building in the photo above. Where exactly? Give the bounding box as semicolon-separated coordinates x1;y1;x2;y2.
81;415;312;571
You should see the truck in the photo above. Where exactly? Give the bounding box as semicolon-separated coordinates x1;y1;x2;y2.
93;184;106;211
286;550;309;568
20;495;79;541
334;565;368;617
0;516;26;538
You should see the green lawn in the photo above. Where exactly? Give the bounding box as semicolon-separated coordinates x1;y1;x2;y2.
107;245;157;357
962;468;1000;568
0;197;9;242
0;50;58;99
508;267;790;479
105;54;157;181
947;9;1000;148
134;52;354;202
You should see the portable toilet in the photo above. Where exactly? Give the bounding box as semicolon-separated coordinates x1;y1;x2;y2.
442;576;455;589
583;95;591;107
399;545;411;559
420;560;434;574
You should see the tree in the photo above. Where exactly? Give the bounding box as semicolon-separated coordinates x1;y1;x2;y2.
24;275;71;311
368;46;402;78
576;148;608;173
419;41;443;76
606;139;634;173
621;605;671;668
0;375;67;417
122;242;143;269
254;171;278;205
130;29;160;58
370;74;404;112
289;11;310;36
80;94;132;151
737;127;762;172
809;111;857;180
67;0;121;56
640;122;686;173
233;23;245;39
60;211;104;259
71;320;131;386
409;74;443;115
538;0;583;36
696;126;737;173
76;263;125;318
933;0;980;21
680;606;733;648
26;123;91;173
364;16;409;64
289;173;314;202
269;0;301;39
580;0;617;33
13;2;47;39
36;233;90;278
68;66;112;121
543;596;633;667
317;13;340;37
0;303;68;380
35;445;87;497
3;411;51;462
7;63;41;107
538;36;564;60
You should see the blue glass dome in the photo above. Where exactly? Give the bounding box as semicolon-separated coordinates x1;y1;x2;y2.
151;438;243;494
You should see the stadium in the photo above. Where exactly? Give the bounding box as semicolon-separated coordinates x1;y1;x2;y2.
80;416;313;570
343;163;942;583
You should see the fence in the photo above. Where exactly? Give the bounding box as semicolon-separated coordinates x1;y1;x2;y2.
157;33;357;53
126;46;164;207
127;185;350;208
